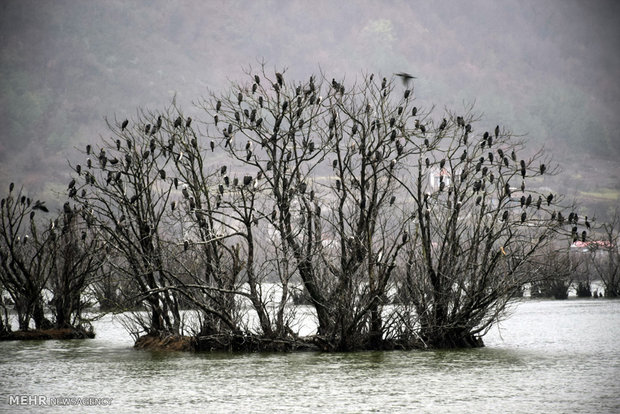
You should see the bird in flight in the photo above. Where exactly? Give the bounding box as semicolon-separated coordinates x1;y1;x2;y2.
395;72;416;87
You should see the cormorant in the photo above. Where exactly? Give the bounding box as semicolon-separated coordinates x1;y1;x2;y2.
221;166;227;175
216;100;222;112
182;187;189;199
159;170;166;180
412;107;418;116
174;116;182;128
381;77;387;89
121;119;128;131
145;124;151;134
237;92;243;105
395;72;416;86
68;178;76;189
439;118;447;130
86;144;91;155
521;212;527;223
495;125;500;138
585;216;591;229
390;195;396;205
186;117;192;128
581;231;586;242
546;193;553;206
540;164;546;175
276;72;284;86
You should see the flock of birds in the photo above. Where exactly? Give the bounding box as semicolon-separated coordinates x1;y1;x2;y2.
45;71;592;247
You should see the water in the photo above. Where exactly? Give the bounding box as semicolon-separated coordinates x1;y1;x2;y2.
0;299;618;413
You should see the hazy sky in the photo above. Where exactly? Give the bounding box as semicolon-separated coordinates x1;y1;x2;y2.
0;0;618;210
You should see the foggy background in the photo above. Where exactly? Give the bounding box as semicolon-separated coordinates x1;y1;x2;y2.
1;0;618;219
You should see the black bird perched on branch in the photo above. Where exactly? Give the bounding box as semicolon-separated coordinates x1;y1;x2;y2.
394;72;416;87
495;125;500;138
275;72;284;86
186;117;192;128
585;216;591;229
174;116;182;128
581;231;587;242
121;119;128;131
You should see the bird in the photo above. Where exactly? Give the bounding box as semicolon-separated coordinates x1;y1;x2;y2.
121;119;128;131
275;72;284;86
174;116;182;128
186;117;192;128
237;92;243;105
540;164;546;175
394;72;416;87
495;125;500;138
32;201;49;212
585;216;591;229
254;74;260;85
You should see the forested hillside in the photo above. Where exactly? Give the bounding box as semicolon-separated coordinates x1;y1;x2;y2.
1;0;618;217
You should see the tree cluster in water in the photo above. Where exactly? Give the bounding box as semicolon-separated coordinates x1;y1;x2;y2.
1;69;618;350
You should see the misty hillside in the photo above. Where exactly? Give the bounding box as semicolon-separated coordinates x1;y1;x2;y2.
1;0;618;218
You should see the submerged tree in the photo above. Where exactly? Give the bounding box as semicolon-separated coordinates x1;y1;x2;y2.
0;184;98;334
589;210;620;297
203;68;571;349
63;68;580;350
72;113;184;336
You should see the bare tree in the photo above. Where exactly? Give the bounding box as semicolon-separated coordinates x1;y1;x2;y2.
393;101;566;347
589;210;620;297
47;201;103;329
0;184;53;330
72;112;183;336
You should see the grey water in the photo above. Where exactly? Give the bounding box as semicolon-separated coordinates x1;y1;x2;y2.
0;299;618;413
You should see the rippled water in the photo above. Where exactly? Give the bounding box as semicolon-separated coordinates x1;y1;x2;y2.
1;299;619;413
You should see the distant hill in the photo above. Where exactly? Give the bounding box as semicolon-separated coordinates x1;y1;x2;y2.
1;0;618;218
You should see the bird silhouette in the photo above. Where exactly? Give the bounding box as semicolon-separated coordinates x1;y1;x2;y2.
394;72;416;87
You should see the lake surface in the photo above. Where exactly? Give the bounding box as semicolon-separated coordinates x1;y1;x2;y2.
0;299;618;413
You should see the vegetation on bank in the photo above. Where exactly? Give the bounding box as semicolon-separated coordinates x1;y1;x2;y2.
1;70;619;351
